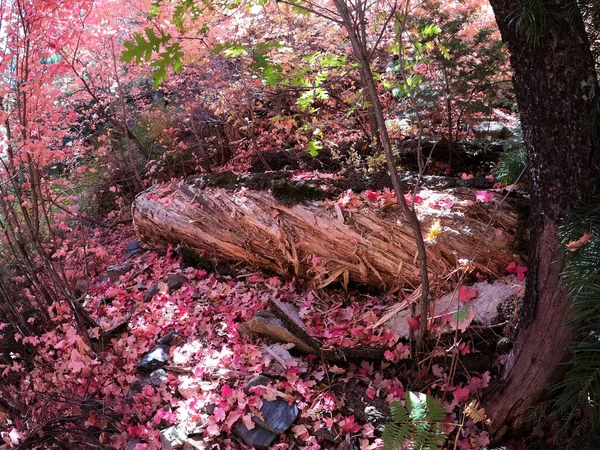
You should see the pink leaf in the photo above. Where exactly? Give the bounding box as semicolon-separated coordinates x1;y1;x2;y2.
242;414;255;430
459;285;477;304
221;385;233;398
311;254;320;267
453;386;470;403
476;191;494;203
566;233;593;251
341;416;362;434
213;407;226;423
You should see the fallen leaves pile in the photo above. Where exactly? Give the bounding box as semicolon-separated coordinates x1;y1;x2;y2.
1;221;498;449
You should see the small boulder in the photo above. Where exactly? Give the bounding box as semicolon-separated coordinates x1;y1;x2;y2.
125;240;143;257
144;283;160;302
107;262;133;282
126;438;142;450
160;424;187;450
167;274;188;291
158;330;181;346
239;311;318;354
234;374;299;449
125;368;167;401
136;345;170;372
472;121;511;139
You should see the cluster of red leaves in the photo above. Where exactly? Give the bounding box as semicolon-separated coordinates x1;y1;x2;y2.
1;223;498;449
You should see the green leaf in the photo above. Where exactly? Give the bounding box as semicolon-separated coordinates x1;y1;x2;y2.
306;139;322;157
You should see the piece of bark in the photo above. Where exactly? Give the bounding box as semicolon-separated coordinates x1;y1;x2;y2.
268;299;324;351
240;311;319;354
384;277;524;338
132;180;516;290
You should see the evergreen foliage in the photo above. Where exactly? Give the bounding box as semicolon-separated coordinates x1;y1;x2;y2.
382;392;448;450
493;142;527;184
549;200;600;447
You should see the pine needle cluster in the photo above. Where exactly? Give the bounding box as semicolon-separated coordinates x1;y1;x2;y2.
549;200;600;447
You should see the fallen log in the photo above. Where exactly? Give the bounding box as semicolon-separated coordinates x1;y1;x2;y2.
132;175;517;289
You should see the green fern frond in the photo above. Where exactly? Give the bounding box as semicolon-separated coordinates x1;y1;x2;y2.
383;392;449;450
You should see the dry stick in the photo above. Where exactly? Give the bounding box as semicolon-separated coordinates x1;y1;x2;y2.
330;0;431;353
442;165;528;394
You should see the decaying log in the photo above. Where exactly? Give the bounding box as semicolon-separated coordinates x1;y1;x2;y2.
132;176;516;289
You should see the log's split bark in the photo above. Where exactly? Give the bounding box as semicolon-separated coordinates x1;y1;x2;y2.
133;177;516;290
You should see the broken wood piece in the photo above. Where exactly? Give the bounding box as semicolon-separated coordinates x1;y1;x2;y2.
268;299;324;351
132;178;517;289
239;310;319;354
382;277;525;338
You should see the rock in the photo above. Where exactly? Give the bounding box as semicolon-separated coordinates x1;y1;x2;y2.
107;262;133;282
144;283;160;301
160;424;187;450
136;345;170;372
182;436;208;450
158;330;181;346
234;374;299;448
73;279;88;298
167;274;188;291
126;438;142;450
240;311;318;354
339;437;360;450
125;240;143;257
244;375;272;394
472;121;511;139
125;368;167;400
252;397;299;434
233;422;279;450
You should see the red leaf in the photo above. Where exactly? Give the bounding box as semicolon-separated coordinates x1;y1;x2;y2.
566;233;593;251
459;285;477;304
476;191;494;203
407;316;420;331
341;416;362;434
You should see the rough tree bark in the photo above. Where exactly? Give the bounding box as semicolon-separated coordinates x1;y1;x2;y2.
485;0;598;440
132;180;516;290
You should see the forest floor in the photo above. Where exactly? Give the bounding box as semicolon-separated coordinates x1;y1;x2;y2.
61;218;502;450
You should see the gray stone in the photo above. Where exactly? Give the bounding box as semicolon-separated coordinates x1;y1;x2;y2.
125;368;167;400
144;283;159;302
233;374;299;448
240;311;318;354
107;262;133;282
125;240;143;257
160;425;186;450
244;375;272;394
167;274;188;291
472;121;511;139
127;438;142;450
183;436;208;450
136;345;170;372
233;422;279;450
158;330;181;346
252;398;299;434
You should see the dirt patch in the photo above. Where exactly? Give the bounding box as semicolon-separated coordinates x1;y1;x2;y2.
332;379;391;430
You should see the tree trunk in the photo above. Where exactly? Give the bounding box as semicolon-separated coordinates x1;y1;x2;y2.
132;180;516;290
485;0;598;440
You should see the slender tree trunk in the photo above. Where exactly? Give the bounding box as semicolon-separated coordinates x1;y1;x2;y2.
485;0;598;440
